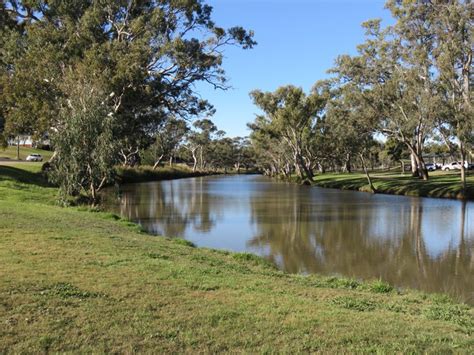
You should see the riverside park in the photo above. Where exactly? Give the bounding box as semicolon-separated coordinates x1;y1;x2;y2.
1;0;473;353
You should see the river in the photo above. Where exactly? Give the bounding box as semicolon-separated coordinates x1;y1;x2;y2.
103;174;474;304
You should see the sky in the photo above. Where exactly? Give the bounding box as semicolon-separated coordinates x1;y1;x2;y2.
194;0;395;137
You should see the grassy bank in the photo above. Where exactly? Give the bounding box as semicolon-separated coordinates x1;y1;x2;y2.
116;165;211;184
1;164;473;352
313;170;474;200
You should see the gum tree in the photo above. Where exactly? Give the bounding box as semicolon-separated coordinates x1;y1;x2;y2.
250;86;326;181
430;0;473;191
1;0;255;202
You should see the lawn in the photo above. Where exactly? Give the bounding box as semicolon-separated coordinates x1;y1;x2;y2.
314;169;474;200
0;164;473;352
0;146;54;161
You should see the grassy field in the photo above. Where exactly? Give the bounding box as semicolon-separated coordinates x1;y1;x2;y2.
0;164;473;352
313;169;474;200
0;146;54;161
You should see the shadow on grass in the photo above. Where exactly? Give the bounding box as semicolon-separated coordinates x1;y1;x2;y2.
0;165;51;187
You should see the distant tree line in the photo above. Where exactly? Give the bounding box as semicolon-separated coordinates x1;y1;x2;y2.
248;0;472;191
0;0;255;203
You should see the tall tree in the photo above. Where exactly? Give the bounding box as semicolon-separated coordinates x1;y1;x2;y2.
332;15;439;180
150;117;189;169
1;0;255;199
48;71;120;204
430;0;473;191
250;86;325;181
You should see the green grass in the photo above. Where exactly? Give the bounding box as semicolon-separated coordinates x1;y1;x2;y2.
0;164;473;352
0;146;54;161
313;169;474;200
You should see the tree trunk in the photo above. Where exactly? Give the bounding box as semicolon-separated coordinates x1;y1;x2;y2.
408;145;429;180
152;154;164;170
344;153;352;173
90;181;97;206
412;150;429;181
318;163;325;174
192;149;198;172
410;152;418;177
460;143;467;195
17;136;20;160
199;146;203;170
48;150;58;163
360;153;376;193
295;152;313;181
400;160;405;175
169;155;173;167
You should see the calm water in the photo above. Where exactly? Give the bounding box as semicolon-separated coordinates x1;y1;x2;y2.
103;175;474;304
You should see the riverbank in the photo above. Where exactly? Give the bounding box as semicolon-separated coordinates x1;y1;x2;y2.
117;165;259;184
116;165;211;184
312;170;474;200
1;164;473;352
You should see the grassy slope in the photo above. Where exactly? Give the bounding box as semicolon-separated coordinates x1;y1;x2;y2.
0;164;473;352
314;170;474;199
0;146;54;161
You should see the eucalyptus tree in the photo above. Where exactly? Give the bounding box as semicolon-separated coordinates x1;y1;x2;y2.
383;137;410;173
307;115;337;173
248;115;292;177
250;86;326;181
231;137;254;172
325;85;379;192
429;0;473;190
208;137;235;173
1;0;255;201
48;71;120;204
184;118;219;171
332;14;439;180
150;118;189;169
192;118;219;170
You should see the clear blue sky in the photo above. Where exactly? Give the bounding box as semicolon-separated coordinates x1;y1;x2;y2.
195;0;394;137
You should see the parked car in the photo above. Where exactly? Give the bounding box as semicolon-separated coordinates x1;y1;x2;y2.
425;163;437;171
26;154;43;162
442;161;468;171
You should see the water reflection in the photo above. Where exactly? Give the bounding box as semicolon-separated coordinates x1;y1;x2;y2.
103;175;474;304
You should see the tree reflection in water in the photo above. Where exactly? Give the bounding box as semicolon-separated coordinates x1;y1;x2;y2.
103;175;474;304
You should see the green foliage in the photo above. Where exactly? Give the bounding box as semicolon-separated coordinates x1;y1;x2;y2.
248;1;471;184
146;117;189;168
48;77;119;203
249;85;326;180
1;0;256;196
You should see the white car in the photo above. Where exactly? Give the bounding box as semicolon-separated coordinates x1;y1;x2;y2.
442;161;467;171
26;154;43;162
425;163;437;171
